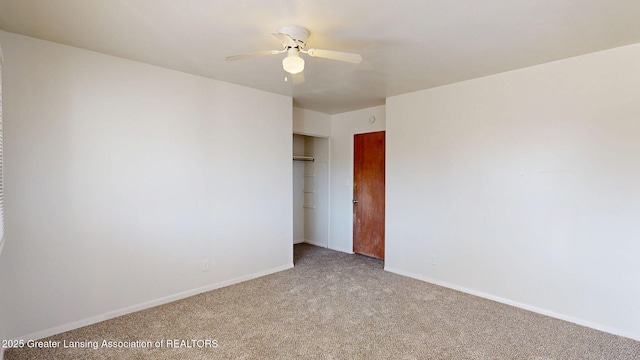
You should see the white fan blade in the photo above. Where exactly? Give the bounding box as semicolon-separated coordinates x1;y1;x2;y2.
272;32;296;47
225;50;284;61
292;71;305;84
305;49;362;63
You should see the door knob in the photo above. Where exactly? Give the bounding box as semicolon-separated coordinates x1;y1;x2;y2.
352;199;358;204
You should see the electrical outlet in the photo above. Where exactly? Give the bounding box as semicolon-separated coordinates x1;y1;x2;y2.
431;255;437;265
201;259;210;272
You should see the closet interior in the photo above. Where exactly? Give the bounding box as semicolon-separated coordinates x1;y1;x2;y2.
293;134;329;247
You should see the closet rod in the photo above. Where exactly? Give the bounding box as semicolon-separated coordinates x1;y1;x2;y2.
293;156;315;162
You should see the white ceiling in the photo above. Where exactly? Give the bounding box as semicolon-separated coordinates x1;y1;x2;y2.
1;0;639;114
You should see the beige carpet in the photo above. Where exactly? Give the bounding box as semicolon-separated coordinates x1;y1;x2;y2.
6;243;640;359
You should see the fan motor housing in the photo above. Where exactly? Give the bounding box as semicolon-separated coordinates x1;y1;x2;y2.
278;25;309;49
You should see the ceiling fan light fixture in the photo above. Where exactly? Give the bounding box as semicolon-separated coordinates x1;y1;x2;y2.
282;49;304;74
226;25;362;86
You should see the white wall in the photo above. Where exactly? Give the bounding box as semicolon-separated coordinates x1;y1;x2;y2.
293;107;331;137
0;41;5;353
0;44;4;261
329;106;386;253
386;43;640;340
0;31;293;340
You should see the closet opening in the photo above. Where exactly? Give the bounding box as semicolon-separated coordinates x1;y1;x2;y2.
293;133;329;255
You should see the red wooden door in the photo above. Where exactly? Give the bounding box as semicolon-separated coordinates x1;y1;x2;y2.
353;131;385;259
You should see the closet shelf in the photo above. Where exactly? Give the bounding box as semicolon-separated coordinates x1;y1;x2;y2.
293;155;315;162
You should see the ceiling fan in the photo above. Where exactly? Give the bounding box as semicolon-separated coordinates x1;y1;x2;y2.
225;25;363;84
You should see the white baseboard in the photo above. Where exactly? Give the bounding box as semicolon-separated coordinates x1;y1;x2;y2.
384;266;640;342
328;245;354;254
293;239;305;244
304;240;328;248
1;347;4;360
16;263;293;342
